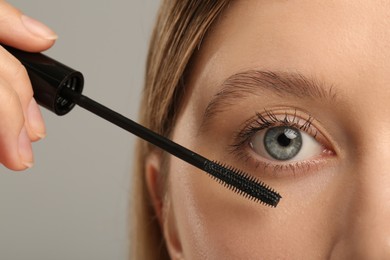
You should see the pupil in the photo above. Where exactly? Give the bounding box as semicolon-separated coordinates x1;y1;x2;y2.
277;133;291;147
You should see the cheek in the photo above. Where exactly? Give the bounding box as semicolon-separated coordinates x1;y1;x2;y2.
167;154;343;258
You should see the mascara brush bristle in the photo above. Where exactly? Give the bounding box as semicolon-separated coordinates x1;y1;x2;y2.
204;160;281;207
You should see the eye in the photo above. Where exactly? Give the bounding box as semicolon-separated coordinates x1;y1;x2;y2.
230;109;335;174
249;125;324;162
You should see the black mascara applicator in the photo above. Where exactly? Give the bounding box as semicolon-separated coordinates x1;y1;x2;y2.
5;46;281;207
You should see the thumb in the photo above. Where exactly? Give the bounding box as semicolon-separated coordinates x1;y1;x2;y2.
0;1;57;52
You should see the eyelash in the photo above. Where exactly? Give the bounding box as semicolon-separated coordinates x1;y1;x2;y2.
229;109;332;176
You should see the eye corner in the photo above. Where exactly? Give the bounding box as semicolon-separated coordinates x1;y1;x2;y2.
322;146;337;157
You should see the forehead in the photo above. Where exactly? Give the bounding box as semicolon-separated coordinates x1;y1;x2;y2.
188;0;390;101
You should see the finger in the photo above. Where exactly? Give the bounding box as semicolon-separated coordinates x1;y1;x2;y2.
0;46;45;141
0;79;33;170
26;98;46;142
0;0;57;52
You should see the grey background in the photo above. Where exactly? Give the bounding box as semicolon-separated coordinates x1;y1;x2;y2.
0;1;160;259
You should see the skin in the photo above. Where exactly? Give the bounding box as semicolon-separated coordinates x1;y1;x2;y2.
0;0;56;170
147;0;390;259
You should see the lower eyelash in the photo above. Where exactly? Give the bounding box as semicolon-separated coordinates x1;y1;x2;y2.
229;145;325;177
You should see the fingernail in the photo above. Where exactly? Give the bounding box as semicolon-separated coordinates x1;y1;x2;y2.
18;127;34;168
27;98;46;139
21;15;58;40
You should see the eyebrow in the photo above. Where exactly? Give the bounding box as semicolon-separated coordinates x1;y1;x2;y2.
201;70;337;130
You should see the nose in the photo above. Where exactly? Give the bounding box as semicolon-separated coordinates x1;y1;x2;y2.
330;149;390;259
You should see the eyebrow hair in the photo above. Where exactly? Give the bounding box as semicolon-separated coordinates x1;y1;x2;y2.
201;70;337;130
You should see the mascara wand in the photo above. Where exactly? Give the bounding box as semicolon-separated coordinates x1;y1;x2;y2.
5;46;281;207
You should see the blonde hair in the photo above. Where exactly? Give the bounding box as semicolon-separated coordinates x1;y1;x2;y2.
131;1;230;259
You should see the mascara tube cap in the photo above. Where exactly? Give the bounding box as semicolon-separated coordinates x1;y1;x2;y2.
4;46;84;115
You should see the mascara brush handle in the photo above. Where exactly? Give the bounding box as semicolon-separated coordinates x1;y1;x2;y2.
5;45;209;169
3;45;84;115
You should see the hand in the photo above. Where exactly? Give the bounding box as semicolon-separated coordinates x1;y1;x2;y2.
0;0;57;170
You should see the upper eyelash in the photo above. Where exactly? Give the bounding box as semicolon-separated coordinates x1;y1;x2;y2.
231;109;317;152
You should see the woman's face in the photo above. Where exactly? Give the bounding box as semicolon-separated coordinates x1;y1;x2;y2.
159;0;390;258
